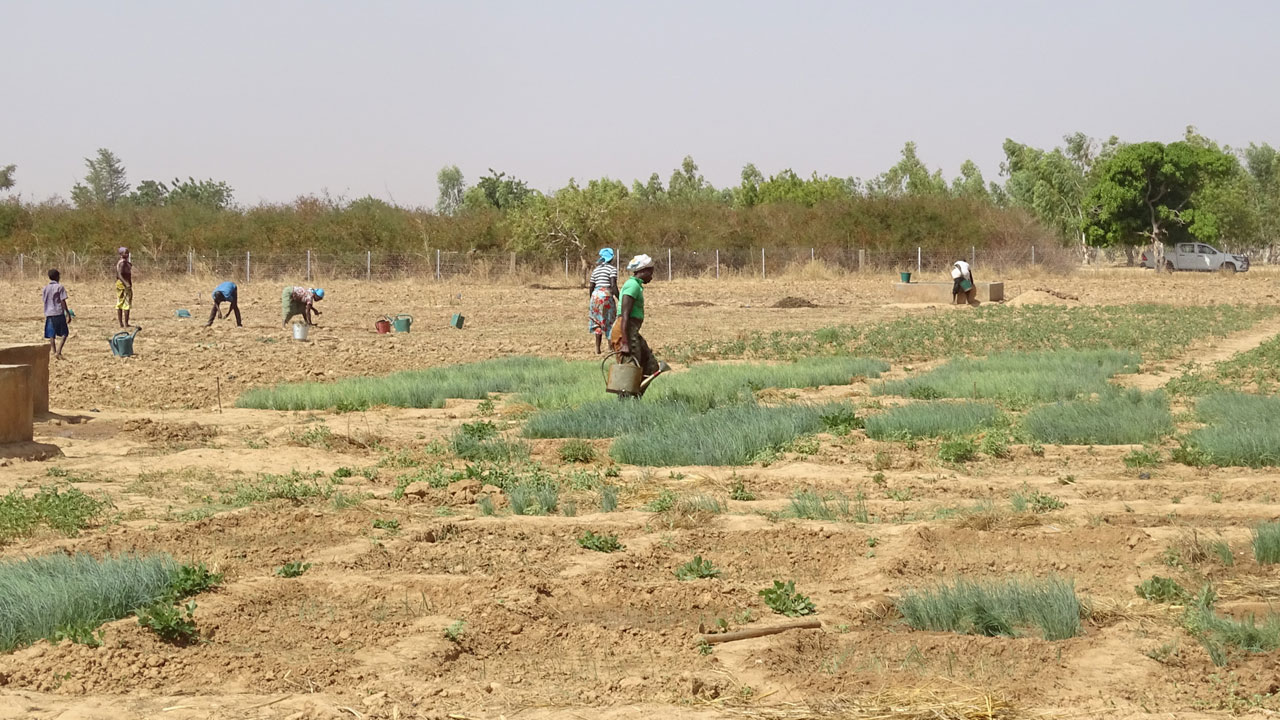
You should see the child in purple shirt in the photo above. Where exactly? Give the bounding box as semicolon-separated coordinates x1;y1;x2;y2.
42;268;70;358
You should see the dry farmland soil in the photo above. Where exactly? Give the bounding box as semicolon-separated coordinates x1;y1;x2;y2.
2;268;1280;719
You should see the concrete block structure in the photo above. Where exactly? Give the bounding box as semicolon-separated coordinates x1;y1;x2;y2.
0;344;49;415
892;281;1004;304
0;364;34;444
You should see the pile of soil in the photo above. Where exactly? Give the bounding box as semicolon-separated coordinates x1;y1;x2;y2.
772;297;818;308
123;418;218;444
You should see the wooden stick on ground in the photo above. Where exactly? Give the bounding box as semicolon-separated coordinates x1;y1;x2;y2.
698;618;821;645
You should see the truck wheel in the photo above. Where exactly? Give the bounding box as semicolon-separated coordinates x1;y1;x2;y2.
1220;263;1237;274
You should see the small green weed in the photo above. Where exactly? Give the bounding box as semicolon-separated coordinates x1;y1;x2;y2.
674;556;721;581
1124;447;1162;469
729;476;756;501
167;562;223;601
372;518;400;533
444;619;466;642
758;580;816;617
558;439;597;464
1136;576;1189;604
1010;484;1065;514
599;485;619;512
938;437;978;464
275;561;311;578
136;600;199;644
577;530;624;553
644;489;678;512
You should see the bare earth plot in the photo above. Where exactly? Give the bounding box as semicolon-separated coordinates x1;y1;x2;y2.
2;267;1280;719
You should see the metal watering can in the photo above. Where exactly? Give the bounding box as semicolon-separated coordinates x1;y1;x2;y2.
374;317;392;334
392;314;412;333
110;326;140;357
602;352;642;396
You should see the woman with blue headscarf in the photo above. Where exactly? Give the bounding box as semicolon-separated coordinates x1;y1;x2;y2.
587;248;619;354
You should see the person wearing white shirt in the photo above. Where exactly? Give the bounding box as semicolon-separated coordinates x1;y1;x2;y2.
951;260;975;305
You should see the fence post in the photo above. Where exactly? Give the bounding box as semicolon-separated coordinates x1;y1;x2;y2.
18;253;22;278
306;250;311;282
917;247;921;274
366;251;371;281
858;249;865;272
761;248;766;280
668;248;672;281
1032;246;1036;265
436;248;441;280
811;247;814;262
246;251;251;284
715;249;719;279
509;251;517;274
187;249;193;275
971;246;975;266
564;250;569;278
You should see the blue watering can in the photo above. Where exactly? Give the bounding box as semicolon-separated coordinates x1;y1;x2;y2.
110;326;140;357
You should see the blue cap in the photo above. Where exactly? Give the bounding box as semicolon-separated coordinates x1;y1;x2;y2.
598;248;615;263
312;288;325;300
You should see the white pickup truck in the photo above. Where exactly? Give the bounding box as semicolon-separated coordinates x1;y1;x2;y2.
1139;242;1250;273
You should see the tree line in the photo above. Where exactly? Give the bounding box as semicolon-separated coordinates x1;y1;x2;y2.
2;127;1277;267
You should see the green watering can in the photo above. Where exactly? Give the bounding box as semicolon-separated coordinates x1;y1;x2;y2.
110;326;141;357
392;314;412;333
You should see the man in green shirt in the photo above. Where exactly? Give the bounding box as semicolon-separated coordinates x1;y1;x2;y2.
618;254;662;382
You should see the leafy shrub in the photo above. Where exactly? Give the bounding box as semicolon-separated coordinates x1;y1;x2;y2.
938;437;978;463
759;580;816;617
577;531;623;553
644;489;678;512
728;477;756;501
444;620;466;642
0;486;108;543
274;561;311;578
167;562;223;601
979;429;1011;459
372;518;400;532
897;576;1082;640
136;600;199;644
674;556;721;581
819;407;863;435
1136;576;1188;604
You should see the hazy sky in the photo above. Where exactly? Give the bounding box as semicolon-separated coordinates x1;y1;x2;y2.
5;0;1278;208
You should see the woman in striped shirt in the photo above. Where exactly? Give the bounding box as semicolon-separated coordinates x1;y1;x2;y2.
588;248;619;354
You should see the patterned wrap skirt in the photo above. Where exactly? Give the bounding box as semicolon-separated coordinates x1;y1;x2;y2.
589;287;617;337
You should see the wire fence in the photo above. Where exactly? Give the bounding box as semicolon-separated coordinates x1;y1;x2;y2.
2;242;1260;286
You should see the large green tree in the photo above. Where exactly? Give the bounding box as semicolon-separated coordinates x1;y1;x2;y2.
71;148;130;208
436;165;465;215
867;142;947;197
508;177;629;270
0;164;14;191
1082;139;1237;267
1001;135;1100;259
463;169;533;211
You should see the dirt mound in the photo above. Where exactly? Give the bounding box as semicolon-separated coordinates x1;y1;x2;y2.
123;418;218;444
772;296;818;308
1008;289;1080;306
673;300;714;307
